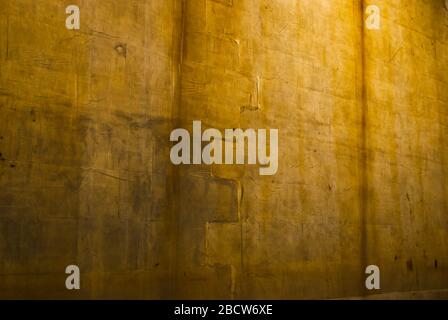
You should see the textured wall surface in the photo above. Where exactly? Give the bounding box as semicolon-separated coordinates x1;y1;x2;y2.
0;0;182;298
363;0;448;297
0;0;448;299
177;0;365;299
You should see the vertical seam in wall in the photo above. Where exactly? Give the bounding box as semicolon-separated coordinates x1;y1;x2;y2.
170;0;186;298
358;0;368;296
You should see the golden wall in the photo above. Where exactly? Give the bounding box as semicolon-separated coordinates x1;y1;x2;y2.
0;0;447;299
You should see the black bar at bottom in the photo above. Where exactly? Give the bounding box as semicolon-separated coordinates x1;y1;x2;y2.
0;300;446;319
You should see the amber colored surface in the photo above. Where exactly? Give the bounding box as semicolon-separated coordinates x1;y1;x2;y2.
0;0;447;299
